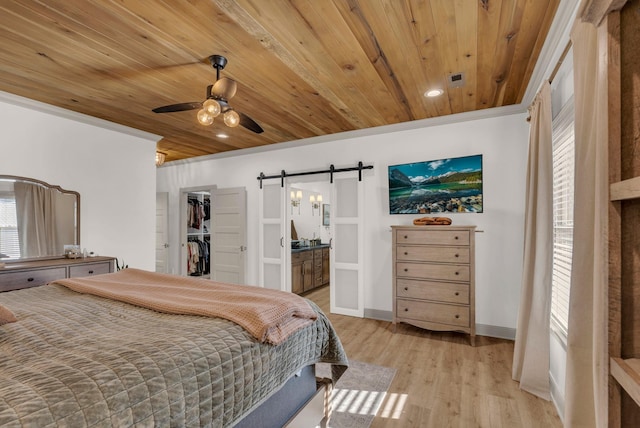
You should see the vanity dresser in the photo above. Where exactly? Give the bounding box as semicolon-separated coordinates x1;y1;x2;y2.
0;175;117;293
291;244;330;295
392;225;476;345
0;256;115;292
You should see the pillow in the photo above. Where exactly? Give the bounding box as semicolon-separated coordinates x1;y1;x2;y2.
0;303;17;325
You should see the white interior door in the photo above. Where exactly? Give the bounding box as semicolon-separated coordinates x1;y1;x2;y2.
210;187;246;284
330;173;364;317
155;192;169;273
259;182;285;290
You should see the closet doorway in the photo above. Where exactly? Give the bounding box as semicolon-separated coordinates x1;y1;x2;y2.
180;186;247;284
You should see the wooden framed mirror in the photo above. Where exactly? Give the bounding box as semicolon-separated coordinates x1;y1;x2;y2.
0;175;79;262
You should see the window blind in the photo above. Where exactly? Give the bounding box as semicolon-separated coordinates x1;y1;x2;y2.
0;195;20;259
550;98;575;338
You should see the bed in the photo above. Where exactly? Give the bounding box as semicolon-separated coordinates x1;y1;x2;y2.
0;268;348;427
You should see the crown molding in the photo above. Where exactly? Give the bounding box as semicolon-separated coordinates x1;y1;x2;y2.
521;0;581;106
161;103;527;167
0;90;161;142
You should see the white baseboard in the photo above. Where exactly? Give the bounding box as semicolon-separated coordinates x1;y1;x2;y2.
549;370;565;423
364;308;392;321
475;324;516;341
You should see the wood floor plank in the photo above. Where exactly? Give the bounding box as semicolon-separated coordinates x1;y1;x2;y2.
305;286;562;427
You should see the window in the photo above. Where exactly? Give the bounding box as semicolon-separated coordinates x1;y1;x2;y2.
550;97;575;338
0;194;20;259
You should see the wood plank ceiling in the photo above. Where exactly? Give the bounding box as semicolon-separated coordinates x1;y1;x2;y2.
0;0;559;162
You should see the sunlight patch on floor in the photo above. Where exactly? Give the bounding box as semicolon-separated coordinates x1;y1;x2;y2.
378;392;409;419
329;389;408;420
332;388;385;415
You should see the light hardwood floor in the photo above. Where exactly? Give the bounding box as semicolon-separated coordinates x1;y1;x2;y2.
305;286;562;427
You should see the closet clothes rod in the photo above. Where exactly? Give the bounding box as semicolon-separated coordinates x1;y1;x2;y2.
257;161;373;188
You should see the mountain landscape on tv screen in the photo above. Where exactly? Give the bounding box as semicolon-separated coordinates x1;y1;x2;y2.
388;155;483;214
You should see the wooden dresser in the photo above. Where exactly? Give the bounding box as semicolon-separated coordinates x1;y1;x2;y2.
0;256;115;293
392;225;476;345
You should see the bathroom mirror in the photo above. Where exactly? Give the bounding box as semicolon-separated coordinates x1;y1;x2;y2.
0;175;79;262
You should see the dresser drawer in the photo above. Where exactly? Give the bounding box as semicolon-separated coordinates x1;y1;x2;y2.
397;262;470;282
397;278;469;304
396;245;470;263
0;267;67;292
396;229;470;246
69;262;111;278
397;299;469;327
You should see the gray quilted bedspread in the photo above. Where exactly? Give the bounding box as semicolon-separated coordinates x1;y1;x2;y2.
0;284;348;427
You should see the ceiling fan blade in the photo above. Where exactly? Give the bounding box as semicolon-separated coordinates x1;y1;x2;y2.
211;77;237;100
152;102;202;113
238;111;264;133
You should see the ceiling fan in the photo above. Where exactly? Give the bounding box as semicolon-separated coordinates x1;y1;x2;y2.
152;54;263;134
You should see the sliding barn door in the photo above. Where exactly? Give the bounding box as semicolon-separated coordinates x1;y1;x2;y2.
259;182;286;290
330;173;364;317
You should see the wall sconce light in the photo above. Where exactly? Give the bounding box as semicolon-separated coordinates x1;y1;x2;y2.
155;151;166;166
310;194;322;215
291;190;302;214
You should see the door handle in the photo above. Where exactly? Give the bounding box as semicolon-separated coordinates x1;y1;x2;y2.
280;237;284;248
329;238;333;249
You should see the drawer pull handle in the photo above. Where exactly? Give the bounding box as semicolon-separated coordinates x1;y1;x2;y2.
27;277;34;282
455;314;460;319
404;235;408;239
404;287;408;291
455;236;459;240
455;271;459;275
404;252;408;255
404;268;408;272
455;292;460;296
455;254;459;258
404;308;409;312
88;270;94;274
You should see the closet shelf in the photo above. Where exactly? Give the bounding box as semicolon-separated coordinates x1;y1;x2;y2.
610;176;640;201
610;357;640;407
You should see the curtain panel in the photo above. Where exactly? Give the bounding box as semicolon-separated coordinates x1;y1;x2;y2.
512;81;553;400
14;182;59;258
563;19;609;428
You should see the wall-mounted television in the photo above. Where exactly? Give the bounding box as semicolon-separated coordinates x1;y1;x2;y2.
388;154;483;214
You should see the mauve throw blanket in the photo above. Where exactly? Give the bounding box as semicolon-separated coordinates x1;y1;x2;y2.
52;268;317;345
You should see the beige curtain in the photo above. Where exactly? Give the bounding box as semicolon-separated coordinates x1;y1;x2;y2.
564;20;609;428
512;81;553;400
14;182;58;258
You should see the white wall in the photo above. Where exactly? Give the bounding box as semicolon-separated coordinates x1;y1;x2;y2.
157;110;530;332
0;94;159;270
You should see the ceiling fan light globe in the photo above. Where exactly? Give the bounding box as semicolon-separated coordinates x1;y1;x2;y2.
224;110;240;127
197;109;214;125
203;99;221;117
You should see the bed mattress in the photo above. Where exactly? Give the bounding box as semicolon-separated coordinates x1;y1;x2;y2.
0;283;347;427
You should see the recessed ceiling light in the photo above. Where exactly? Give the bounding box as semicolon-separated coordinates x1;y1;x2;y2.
424;89;444;97
217;133;229;139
